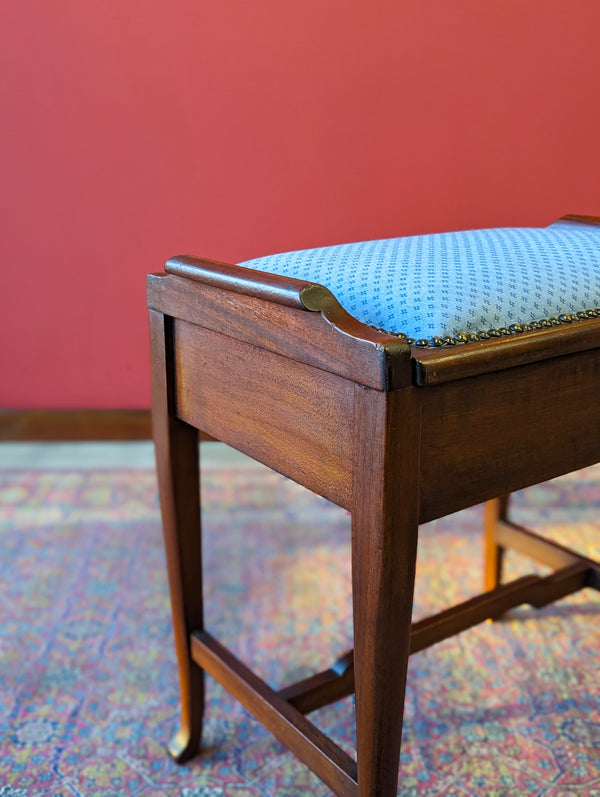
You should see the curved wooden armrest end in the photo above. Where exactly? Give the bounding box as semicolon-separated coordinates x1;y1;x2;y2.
166;255;330;311
558;214;600;226
165;255;411;358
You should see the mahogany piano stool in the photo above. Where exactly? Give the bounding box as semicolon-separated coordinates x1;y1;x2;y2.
148;214;600;796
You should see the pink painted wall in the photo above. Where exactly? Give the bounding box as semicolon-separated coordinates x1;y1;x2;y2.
2;1;599;408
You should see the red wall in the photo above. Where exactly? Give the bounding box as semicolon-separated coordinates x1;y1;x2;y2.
2;1;599;408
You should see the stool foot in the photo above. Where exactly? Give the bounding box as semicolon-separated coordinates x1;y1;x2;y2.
167;662;205;764
168;728;200;764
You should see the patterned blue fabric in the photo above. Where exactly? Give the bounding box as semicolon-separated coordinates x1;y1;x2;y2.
239;222;600;342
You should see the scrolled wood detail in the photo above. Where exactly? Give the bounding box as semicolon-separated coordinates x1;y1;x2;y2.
559;214;600;226
164;255;411;362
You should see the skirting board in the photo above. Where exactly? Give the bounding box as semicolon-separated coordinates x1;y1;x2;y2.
0;409;214;442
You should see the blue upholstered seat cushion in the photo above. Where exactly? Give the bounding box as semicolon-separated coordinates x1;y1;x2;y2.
238;221;600;345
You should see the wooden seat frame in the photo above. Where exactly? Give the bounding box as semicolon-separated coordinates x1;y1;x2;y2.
148;214;600;796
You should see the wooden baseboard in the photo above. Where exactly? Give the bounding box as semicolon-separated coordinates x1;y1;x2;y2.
0;409;216;442
0;409;154;441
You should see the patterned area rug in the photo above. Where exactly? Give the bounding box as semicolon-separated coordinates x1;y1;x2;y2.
0;459;599;796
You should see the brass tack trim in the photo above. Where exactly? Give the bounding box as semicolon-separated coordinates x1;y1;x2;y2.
371;307;600;348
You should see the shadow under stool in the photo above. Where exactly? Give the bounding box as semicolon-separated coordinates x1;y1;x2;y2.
148;214;600;796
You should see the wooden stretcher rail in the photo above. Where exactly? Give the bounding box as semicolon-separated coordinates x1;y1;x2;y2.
279;652;355;715
190;632;359;797
496;520;600;589
278;562;592;716
410;561;591;641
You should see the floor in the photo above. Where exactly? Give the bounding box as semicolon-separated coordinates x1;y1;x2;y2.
0;441;261;470
2;441;599;794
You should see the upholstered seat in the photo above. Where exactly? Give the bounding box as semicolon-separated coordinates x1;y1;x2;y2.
148;214;600;797
240;220;600;345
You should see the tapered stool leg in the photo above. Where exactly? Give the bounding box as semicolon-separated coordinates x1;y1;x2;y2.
150;309;205;762
483;495;509;592
352;385;421;796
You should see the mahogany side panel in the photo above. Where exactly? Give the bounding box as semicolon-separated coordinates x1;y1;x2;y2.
173;319;355;510
420;346;600;522
148;273;411;391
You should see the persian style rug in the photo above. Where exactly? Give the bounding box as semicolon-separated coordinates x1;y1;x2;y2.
0;455;599;796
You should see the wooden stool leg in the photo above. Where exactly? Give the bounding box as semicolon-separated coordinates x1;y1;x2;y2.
150;310;205;762
352;386;421;796
483;495;509;591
